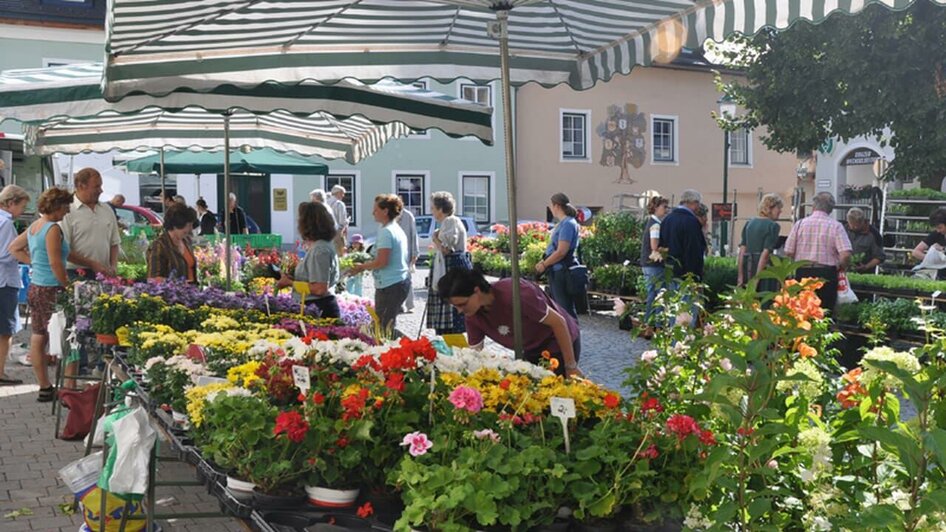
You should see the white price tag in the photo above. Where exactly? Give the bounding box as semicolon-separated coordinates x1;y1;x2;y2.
292;365;311;395
264;293;271;315
551;397;576;420
299;319;308;335
550;397;576;454
933;291;942;300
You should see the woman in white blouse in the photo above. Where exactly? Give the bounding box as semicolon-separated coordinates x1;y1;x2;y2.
426;191;471;334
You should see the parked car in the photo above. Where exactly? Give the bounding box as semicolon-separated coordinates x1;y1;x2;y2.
365;215;480;263
113;204;163;230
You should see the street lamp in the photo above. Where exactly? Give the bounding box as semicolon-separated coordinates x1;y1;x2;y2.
717;97;737;257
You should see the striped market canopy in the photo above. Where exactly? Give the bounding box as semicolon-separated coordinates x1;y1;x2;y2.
103;0;917;99
0;63;493;145
22;108;407;163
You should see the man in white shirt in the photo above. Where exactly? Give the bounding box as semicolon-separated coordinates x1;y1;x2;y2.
62;168;121;279
327;185;349;254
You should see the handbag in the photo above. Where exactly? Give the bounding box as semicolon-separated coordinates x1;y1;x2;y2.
566;264;589;295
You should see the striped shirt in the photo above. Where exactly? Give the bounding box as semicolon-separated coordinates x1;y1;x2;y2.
784;211;852;267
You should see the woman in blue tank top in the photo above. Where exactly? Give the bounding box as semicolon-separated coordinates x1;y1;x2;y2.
8;187;73;402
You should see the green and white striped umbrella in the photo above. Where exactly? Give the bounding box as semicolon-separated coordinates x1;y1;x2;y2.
102;0;914;98
22;107;406;163
0;63;494;149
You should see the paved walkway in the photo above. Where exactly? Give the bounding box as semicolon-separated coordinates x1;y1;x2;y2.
0;268;646;531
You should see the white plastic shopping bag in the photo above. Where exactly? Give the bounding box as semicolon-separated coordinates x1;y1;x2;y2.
107;406;157;495
837;271;858;305
48;310;67;357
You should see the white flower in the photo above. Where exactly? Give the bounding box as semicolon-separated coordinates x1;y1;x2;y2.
472;429;501;443
675;312;692;327
719;358;733;371
811;516;832;531
640;350;658;363
497;325;511;336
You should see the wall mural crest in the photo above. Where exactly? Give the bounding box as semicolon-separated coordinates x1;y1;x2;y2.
597;103;646;185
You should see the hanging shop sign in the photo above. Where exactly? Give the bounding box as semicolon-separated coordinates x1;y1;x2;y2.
273;188;288;211
842;149;880;166
712;203;736;221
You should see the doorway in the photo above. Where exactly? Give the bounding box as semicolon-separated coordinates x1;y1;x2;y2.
218;173;271;233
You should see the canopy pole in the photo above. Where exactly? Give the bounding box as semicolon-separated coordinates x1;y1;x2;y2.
496;9;524;358
159;148;166;203
223;113;232;291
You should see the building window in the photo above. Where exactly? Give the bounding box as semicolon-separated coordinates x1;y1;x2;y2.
406;80;430;138
395;174;426;216
460;83;492;106
729;129;751;166
651;116;677;163
560;110;590;161
326;173;357;226
461;174;490;223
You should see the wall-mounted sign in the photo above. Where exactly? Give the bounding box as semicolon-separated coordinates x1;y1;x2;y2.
819;138;834;155
273;188;288;211
842;148;880;166
712;203;736;221
817;179;832;188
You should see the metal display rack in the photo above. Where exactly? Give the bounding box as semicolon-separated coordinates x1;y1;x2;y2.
81;348;396;532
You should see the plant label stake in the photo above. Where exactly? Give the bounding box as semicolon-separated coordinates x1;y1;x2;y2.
292;365;310;395
428;366;436;425
551;397;576;453
294;281;310;316
264;293;271;315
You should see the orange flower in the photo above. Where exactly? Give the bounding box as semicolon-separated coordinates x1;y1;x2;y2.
549;358;560;370
541;350;551;360
797;342;817;359
842;367;862;384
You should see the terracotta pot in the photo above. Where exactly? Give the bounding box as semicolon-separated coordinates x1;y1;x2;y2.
304;485;359;508
95;333;119;346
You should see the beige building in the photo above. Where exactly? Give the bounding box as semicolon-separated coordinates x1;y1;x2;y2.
515;52;811;251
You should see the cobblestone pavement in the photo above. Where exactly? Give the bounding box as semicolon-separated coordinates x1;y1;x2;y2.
0;268;646;531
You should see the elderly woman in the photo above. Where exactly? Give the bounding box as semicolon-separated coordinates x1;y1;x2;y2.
350;194;410;333
426;191;471;335
8;187;72;401
737;193;783;291
147;203;199;282
0;186;29;385
277;201;340;319
535;192;581;319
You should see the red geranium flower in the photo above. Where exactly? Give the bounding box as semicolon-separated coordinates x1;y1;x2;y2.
356;502;374;518
273;411;309;443
312;392;325;405
665;414;700;441
641;396;664;415
603;393;621;409
385;372;405;392
341;388;371;420
641;445;659;460
698;429;717;446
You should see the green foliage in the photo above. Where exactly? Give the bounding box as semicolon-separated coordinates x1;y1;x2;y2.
720;0;946;185
591;263;639;294
583;211;643;267
396;443;569;531
848;272;946;294
117;262;147;282
703;256;738;309
887;188;946;201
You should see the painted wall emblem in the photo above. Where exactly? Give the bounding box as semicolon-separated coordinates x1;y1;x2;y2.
597;104;646;184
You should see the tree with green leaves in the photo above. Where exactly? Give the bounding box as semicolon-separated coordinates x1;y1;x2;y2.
718;0;946;187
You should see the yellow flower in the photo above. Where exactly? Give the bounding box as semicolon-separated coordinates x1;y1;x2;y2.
185;382;233;427
227;361;262;387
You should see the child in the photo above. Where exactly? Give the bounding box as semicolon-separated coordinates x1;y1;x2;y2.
345;234;365;296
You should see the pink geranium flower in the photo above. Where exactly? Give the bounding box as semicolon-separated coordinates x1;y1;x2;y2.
472;429;501;443
448;385;484;413
401;431;433;457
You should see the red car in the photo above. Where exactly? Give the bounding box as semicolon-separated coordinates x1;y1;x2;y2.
114;204;163;229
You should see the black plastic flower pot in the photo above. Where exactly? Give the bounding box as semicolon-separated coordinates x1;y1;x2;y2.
263;511;318;532
252;489;308;511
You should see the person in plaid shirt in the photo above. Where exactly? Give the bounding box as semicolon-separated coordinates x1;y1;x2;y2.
784;192;852;312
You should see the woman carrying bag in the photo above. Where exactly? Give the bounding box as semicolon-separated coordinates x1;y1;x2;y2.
535;192;584;319
426;191;472;334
